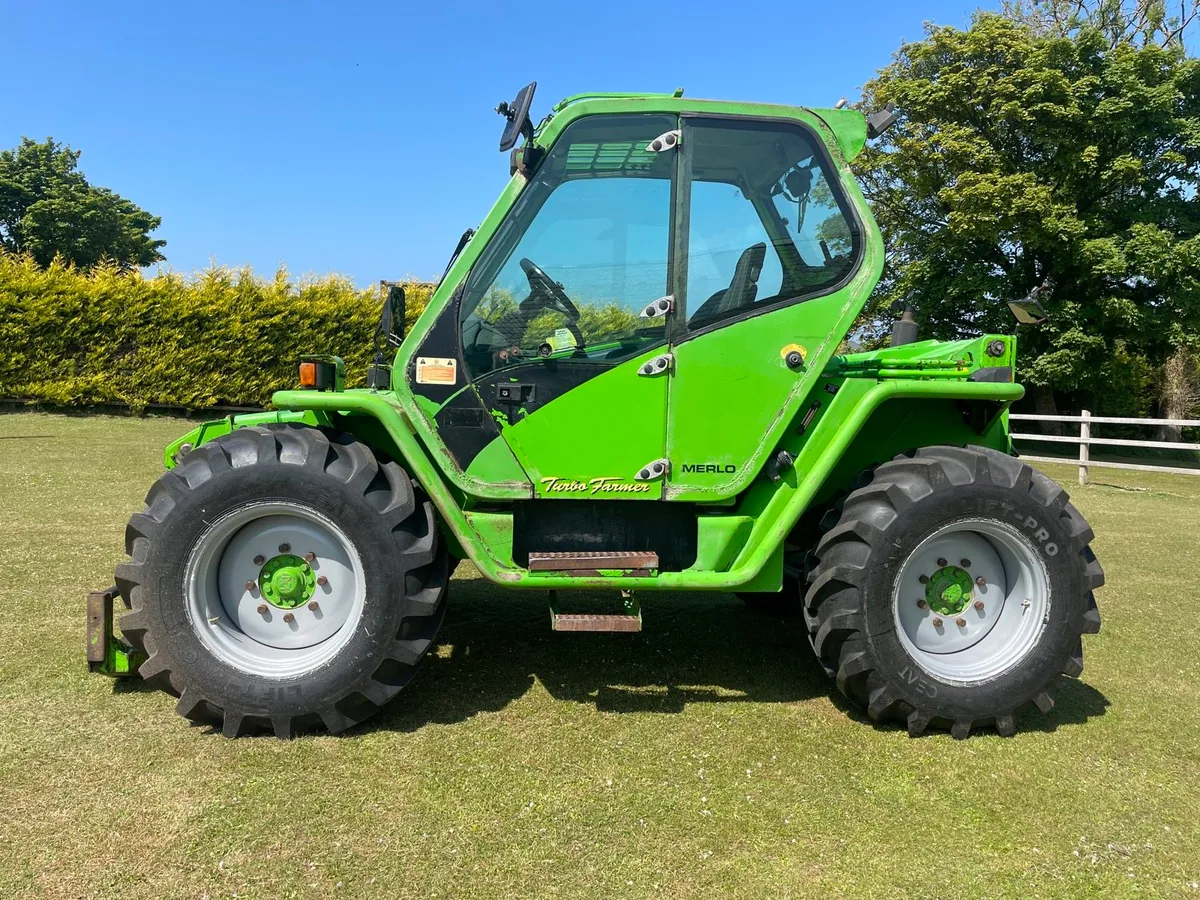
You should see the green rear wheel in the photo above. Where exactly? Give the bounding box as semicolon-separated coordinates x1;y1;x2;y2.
805;446;1103;738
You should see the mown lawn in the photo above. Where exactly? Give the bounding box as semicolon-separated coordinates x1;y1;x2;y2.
1;411;1198;899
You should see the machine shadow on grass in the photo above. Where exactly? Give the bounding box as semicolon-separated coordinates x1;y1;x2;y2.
362;572;1110;737
108;570;1109;737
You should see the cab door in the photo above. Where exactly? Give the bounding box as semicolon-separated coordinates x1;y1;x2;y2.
665;115;866;500
454;114;681;499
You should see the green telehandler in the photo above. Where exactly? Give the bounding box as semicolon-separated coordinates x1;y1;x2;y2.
87;83;1102;739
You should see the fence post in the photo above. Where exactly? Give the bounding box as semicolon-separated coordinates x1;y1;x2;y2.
1079;409;1091;486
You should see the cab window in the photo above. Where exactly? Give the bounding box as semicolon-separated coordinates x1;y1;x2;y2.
684;118;860;330
460;114;676;380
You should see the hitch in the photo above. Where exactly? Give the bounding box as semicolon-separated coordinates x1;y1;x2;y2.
86;587;146;676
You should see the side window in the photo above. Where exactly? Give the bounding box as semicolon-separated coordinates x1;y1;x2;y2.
684;119;860;330
685;181;783;320
460;115;676;380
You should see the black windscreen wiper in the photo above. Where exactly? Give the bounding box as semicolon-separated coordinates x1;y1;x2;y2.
437;228;476;287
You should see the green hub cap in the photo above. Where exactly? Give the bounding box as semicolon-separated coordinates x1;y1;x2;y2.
258;554;316;609
926;565;974;616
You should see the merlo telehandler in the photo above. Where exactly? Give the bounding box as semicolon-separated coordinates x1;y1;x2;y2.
87;83;1102;739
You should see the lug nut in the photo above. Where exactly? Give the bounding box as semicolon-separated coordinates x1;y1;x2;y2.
917;599;927;609
278;543;291;553
975;576;986;586
317;575;328;587
245;580;257;592
955;617;967;628
960;558;971;568
308;601;319;611
974;600;985;612
304;551;316;563
253;555;265;565
283;612;295;624
937;557;948;567
257;604;268;615
918;574;930;584
932;617;943;628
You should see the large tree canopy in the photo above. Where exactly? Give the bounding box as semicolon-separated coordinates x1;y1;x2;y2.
857;4;1200;415
0;138;165;270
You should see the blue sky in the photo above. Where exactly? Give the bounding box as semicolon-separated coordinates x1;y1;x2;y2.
5;0;996;284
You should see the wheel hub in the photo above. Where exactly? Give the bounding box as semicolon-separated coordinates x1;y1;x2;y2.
926;565;974;616
258;554;315;609
187;506;366;671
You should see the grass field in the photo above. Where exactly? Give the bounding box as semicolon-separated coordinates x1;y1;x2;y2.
1;411;1198;899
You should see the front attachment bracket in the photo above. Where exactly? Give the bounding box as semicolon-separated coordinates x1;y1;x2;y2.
86;586;146;677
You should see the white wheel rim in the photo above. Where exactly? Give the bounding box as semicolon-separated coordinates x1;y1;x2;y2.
184;501;366;678
892;517;1051;684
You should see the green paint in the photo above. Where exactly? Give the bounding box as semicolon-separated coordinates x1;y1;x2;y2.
501;347;668;500
95;638;146;676
463;434;530;488
812;107;871;163
258;554;315;608
926;565;975;616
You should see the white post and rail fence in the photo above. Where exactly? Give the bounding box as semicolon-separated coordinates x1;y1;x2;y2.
1011;413;1200;485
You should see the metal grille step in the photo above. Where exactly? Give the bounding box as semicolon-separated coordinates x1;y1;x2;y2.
551;613;642;633
528;550;658;576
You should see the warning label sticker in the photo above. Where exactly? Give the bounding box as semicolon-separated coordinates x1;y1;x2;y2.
415;357;457;385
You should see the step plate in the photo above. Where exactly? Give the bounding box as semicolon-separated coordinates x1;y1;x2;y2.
552;613;642;633
529;550;659;577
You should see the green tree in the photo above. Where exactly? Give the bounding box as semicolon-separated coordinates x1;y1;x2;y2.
856;5;1200;418
0;138;165;270
1004;0;1199;48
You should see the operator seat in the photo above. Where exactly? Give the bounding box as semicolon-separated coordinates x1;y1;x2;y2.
693;242;767;321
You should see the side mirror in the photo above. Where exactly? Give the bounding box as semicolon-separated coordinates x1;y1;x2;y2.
497;82;537;152
866;104;899;139
1008;296;1047;325
368;282;407;390
383;283;406;345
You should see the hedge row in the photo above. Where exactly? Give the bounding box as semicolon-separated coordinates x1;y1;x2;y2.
0;252;433;410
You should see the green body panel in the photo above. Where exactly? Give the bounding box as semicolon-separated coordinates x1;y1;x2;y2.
693;515;755;571
463;433;532;491
500;349;667;499
665;284;882;502
810;107;871;164
408;389;531;500
160;92;1026;595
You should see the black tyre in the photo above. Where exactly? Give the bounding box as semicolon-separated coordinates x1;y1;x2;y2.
115;424;448;738
805;446;1103;738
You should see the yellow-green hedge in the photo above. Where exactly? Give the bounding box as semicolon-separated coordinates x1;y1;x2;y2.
0;252;432;410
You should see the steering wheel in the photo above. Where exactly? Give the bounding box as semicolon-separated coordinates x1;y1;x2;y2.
519;257;581;321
